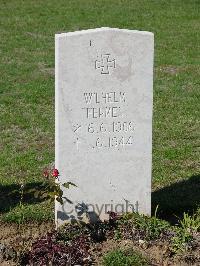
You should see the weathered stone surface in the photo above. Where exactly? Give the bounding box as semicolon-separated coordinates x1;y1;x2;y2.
55;28;154;226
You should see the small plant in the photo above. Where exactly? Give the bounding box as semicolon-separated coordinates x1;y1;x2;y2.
103;249;148;266
18;181;26;226
171;227;193;254
120;210;170;241
21;232;92;265
85;212;119;243
171;211;200;254
120;212;135;221
179;212;200;233
114;228;122;240
56;213;118;244
56;223;88;243
88;222;108;242
7;180;27;225
33;168;76;205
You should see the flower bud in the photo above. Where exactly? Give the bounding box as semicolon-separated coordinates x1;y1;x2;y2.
52;168;59;178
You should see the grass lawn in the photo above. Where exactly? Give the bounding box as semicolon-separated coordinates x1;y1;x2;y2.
0;0;199;222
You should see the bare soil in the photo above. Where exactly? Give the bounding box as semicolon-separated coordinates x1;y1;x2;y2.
92;238;200;266
0;221;54;265
0;221;199;265
0;221;54;246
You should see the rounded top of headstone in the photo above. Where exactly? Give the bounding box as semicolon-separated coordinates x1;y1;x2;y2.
55;27;153;38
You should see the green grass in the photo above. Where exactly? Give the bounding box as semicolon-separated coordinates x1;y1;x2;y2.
2;201;53;223
0;0;199;221
103;249;148;266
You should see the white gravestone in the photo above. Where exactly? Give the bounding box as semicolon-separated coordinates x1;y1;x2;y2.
55;28;154;226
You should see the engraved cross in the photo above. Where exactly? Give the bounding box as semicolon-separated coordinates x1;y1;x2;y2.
74;138;81;150
95;54;116;74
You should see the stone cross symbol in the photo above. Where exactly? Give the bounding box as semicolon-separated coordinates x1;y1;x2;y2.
74;138;81;150
95;54;116;74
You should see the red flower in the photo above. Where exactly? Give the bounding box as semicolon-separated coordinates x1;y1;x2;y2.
52;168;59;178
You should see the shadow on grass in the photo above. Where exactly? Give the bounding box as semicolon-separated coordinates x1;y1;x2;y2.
152;174;200;224
0;182;46;213
1;175;199;223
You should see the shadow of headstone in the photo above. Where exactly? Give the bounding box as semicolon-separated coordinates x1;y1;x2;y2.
0;182;47;213
152;174;200;224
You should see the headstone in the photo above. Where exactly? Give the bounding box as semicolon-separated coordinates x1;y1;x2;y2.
55;27;154;226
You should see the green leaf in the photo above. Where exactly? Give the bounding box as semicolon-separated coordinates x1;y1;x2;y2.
62;182;77;189
56;196;63;204
63;197;73;204
34;191;40;198
40;192;49;199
